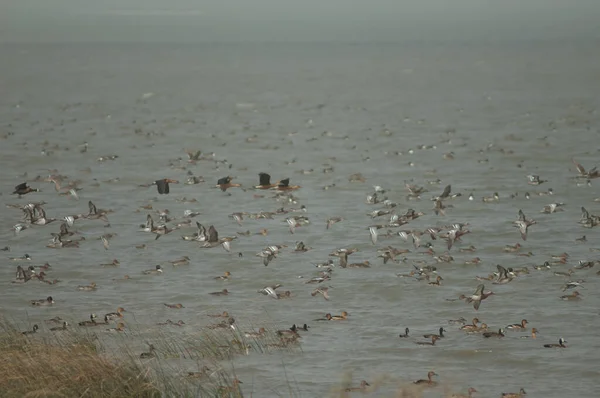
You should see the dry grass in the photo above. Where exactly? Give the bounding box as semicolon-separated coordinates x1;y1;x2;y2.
0;326;160;397
0;319;301;398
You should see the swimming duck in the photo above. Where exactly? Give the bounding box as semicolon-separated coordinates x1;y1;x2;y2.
482;192;499;202
399;327;410;338
216;176;241;192
460;318;481;331
50;321;69;331
207;311;229;318
22;324;39;335
209;289;229;296
416;336;440;346
13;182;39;197
451;387;478;398
143;265;163;275
424;327;445;339
77;282;97;291
414;371;438;386
216;378;243;396
544;337;567;348
101;259;120;267
245;327;267;338
560;291;581;301
315;313;333;321
554;269;575;278
506;319;528;330
157;320;185;326
482;328;505;338
275;178;301;191
78;313;98;326
214;271;231;280
140;344;157;359
428;276;443;286
254;172;279;189
330;311;349;320
345;380;370;392
105;307;126;320
504;243;521;253
31;296;54;306
277;324;301;337
169;256;190;266
208;317;236;330
106;322;126;332
520;328;538;339
502;388;527;398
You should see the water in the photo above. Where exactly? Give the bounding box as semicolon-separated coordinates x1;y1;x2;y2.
1;40;600;397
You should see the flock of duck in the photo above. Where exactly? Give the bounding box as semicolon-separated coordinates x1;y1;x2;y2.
4;148;599;397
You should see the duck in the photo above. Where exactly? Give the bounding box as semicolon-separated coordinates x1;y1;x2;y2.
275;178;301;191
22;324;39;335
428;276;443;286
414;371;438;386
207;311;230;318
330;311;349;320
482;328;505;338
207;317;236;330
31;296;54;306
149;178;179;195
482;192;499;202
399;327;410;338
13;182;39;197
105;307;126;320
424;327;445;339
560;291;581;301
143;265;163;275
164;303;184;309
502;388;527;397
106;322;126;332
466;284;494;310
415;336;440;346
245;327;267;338
168;256;190;266
311;287;330;300
50;321;69;331
520;328;538;339
544;337;567;348
345;380;370;392
209;289;229;296
460;318;481;331
214;271;231;280
101;259;120;267
77;282;97;291
451;387;478;398
78;313;98;326
315;313;333;321
157;320;185;326
506;319;528;330
9;253;31;261
216;176;241;192
140;344;156;359
277;324;301;337
466;323;489;334
254;172;279;189
217;378;243;396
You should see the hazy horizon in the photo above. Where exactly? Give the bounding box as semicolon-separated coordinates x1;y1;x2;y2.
1;0;599;43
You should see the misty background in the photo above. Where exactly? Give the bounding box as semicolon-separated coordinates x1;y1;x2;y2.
1;0;599;43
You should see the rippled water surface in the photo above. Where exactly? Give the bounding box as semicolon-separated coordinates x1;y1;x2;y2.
1;41;600;397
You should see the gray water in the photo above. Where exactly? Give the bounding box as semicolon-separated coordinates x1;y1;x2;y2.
1;40;600;397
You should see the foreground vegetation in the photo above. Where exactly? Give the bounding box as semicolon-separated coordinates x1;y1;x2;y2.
0;318;301;398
